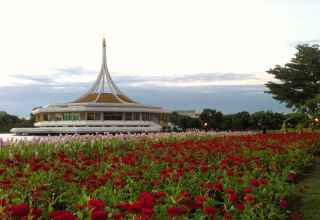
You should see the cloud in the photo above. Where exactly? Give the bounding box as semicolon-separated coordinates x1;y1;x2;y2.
115;72;272;87
8;66;272;88
11;74;55;84
289;39;320;47
53;67;94;76
0;82;289;117
10;66;94;86
1;68;286;117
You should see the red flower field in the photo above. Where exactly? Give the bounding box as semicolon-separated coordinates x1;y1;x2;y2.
0;132;318;219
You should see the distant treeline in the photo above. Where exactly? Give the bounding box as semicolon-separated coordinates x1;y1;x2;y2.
171;109;309;131
0;111;34;133
0;110;311;133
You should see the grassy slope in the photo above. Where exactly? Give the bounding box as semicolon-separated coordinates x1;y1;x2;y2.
291;158;320;220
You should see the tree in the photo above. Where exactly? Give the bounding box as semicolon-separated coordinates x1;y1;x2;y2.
266;44;320;115
250;111;285;130
302;95;320;117
0;111;34;133
200;109;223;130
170;112;201;131
232;111;251;130
283;112;309;129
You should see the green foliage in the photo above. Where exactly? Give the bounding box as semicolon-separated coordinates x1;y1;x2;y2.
303;95;320;117
200;109;223;130
250;111;286;130
0;132;318;219
0;112;34;133
170;112;201;131
266;44;320;115
284;112;309;129
171;109;293;131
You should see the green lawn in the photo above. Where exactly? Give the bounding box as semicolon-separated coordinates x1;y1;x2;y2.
291;158;320;219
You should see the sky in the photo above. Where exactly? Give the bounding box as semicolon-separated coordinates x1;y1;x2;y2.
0;0;319;117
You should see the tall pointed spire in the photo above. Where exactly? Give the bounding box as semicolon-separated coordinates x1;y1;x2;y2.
102;37;107;67
73;38;136;104
103;37;106;47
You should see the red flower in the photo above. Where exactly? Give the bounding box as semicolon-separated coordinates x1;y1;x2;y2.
288;171;297;182
243;194;255;203
200;165;209;173
113;177;125;188
227;193;237;203
259;177;269;185
151;179;160;186
31;208;42;219
75;204;86;210
225;188;235;194
15;171;23;177
279;197;288;209
138;192;155;209
0;199;6;206
289;211;303;220
0;168;6;175
153;191;166;199
50;210;78;220
128;202;142;213
88;199;106;210
195;195;206;206
121;153;137;166
167;206;187;217
203;206;216;215
91;209;108;220
112;212;124;220
250;178;260;187
243;187;252;193
223;211;232;219
8;203;30;217
213;182;223;192
236;203;245;212
141;207;154;217
227;170;234;177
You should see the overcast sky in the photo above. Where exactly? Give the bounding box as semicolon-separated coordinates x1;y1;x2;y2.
0;0;319;116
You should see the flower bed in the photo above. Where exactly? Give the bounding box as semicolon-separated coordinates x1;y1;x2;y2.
0;132;318;219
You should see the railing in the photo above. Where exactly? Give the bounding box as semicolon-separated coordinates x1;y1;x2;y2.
34;120;158;127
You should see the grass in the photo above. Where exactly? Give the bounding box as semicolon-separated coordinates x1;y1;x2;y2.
290;157;320;220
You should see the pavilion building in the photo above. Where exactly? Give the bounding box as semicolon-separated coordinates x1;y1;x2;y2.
11;38;170;134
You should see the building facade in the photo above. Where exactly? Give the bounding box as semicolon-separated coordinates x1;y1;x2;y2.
11;39;170;134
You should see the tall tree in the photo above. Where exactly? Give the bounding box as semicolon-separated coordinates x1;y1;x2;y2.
266;44;320;115
303;95;320;117
200;109;223;130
